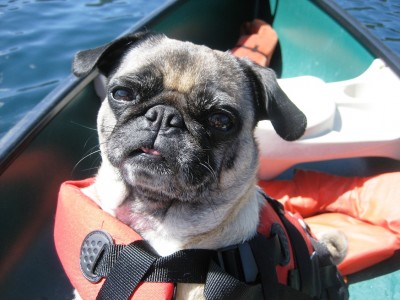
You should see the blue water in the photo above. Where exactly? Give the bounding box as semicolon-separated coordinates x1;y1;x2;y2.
334;0;400;55
0;0;399;139
0;0;167;137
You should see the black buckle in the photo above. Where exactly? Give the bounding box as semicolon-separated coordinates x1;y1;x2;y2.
217;241;259;283
270;223;291;266
80;230;113;283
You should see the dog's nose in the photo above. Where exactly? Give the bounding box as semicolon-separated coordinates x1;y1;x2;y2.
145;105;184;130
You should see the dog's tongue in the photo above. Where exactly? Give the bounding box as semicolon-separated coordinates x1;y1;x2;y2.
142;147;161;156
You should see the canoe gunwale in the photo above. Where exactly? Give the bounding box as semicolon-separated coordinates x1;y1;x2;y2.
0;72;96;175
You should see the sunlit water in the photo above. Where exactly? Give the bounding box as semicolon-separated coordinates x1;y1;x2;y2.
0;0;167;137
334;0;400;55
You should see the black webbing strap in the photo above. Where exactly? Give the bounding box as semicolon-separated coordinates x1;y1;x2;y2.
204;260;263;300
95;244;125;277
249;233;312;300
205;233;313;300
204;258;312;300
249;233;280;299
95;244;213;284
96;241;215;299
95;239;261;300
97;241;158;300
146;249;214;283
89;213;314;300
204;233;280;300
92;233;289;300
277;284;313;300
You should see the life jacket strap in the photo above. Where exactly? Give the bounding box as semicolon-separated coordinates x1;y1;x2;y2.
82;229;316;300
94;241;214;284
80;228;289;299
80;232;215;299
204;258;314;300
98;240;159;300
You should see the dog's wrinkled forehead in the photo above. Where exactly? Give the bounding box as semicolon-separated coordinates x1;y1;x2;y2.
73;32;307;141
112;37;241;95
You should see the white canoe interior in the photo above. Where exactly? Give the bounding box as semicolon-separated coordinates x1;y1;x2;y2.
257;59;400;179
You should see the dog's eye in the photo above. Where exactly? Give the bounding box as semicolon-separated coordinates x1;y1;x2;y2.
208;113;234;131
111;87;139;102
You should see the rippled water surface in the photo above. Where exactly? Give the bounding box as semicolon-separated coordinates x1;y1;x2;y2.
1;0;399;138
0;0;167;137
334;0;400;55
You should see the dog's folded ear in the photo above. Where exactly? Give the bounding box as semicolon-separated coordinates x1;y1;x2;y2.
240;59;307;141
72;31;159;77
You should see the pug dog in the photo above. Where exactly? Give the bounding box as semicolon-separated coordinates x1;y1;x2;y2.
72;32;347;299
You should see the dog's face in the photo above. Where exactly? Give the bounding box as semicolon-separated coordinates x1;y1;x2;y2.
73;32;306;222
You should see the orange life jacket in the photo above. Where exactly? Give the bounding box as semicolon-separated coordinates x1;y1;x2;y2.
259;169;400;276
54;178;346;299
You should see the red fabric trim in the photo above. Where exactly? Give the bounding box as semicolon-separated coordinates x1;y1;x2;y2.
54;178;174;300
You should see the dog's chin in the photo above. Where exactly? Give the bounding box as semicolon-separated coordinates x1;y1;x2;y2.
118;151;211;205
122;150;168;178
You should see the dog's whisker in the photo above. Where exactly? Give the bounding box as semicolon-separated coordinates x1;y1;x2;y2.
192;153;218;182
69;121;97;131
78;166;101;172
73;149;102;172
83;143;101;153
199;162;218;181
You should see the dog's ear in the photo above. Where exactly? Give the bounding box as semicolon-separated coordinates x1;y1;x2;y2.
72;31;159;77
240;59;307;141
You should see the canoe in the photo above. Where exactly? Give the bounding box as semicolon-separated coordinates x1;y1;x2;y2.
1;0;399;298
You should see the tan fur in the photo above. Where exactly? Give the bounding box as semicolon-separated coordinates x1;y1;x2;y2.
317;230;348;265
163;66;198;94
176;284;204;300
